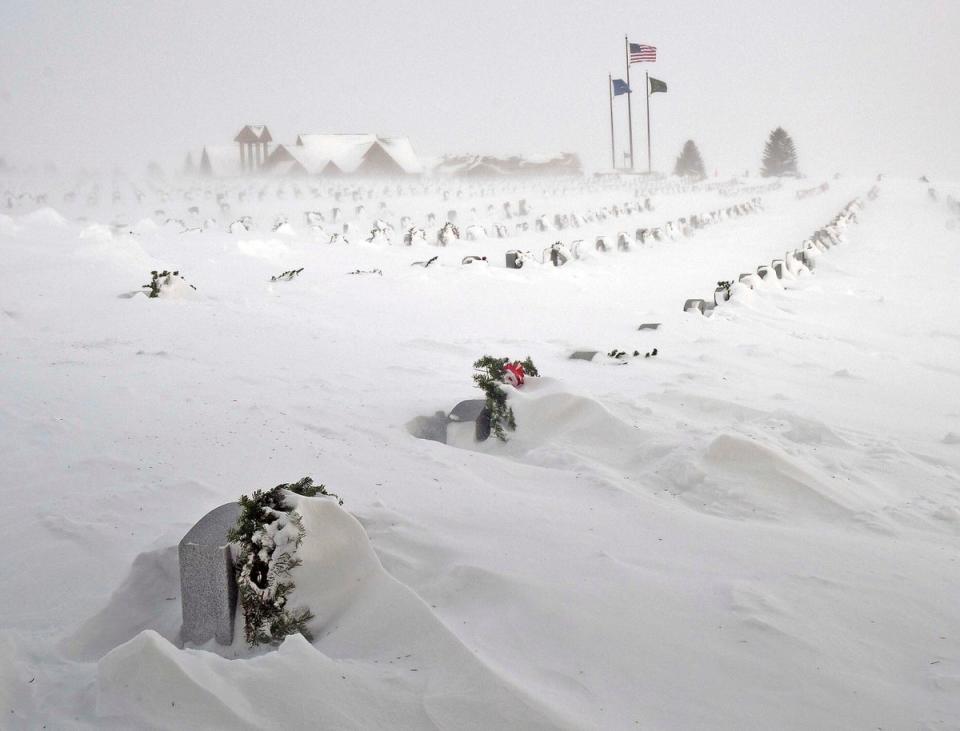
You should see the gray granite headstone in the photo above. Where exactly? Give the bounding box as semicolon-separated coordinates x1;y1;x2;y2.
570;350;599;361
637;323;661;331
449;399;490;442
408;412;448;443
179;502;241;646
684;299;705;313
449;399;487;422
448;399;491;442
505;250;523;269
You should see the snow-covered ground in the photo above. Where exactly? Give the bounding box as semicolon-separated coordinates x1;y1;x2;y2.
1;174;959;729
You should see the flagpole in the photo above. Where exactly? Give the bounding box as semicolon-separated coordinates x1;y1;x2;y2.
608;74;616;169
625;35;634;170
646;71;652;174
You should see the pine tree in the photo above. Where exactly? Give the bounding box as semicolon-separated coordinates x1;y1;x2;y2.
673;140;706;179
761;127;799;177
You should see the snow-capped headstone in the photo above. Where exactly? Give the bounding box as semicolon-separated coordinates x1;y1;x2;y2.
178;502;241;646
448;399;492;442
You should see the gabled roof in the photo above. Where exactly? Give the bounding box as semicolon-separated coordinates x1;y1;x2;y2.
234;125;273;143
294;134;422;175
378;137;423;174
265;144;341;176
199;145;243;177
269;159;308;177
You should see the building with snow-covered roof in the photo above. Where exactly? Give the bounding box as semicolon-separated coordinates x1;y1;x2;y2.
233;125;272;171
292;134;423;176
194;126;424;178
262;144;340;177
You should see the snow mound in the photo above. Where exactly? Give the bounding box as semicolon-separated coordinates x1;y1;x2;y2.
132;218;160;236
447;381;865;525
155;275;200;299
21;206;68;228
446;378;672;477
235;238;291;261
96;498;572;730
79;223;115;242
0;214;20;237
62;546;181;662
685;433;858;522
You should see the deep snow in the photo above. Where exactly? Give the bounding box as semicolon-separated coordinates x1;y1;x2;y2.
1;174;959;729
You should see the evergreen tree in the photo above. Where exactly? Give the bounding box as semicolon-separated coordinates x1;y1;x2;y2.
761;127;799;177
673;140;706;179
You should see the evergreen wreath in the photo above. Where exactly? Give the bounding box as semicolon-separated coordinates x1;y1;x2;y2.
227;477;341;647
271;268;304;282
472;356;539;442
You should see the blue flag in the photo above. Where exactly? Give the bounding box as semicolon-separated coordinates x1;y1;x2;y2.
612;79;631;96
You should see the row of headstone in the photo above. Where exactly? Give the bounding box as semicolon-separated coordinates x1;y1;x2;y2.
684;192;873;315
795;182;831;199
592;197;763;254
717;180;782;197
502;197;763;270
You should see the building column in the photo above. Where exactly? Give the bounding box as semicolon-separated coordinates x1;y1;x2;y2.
239;142;246;171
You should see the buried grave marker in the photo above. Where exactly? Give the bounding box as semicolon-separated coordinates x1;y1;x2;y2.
178;502;242;646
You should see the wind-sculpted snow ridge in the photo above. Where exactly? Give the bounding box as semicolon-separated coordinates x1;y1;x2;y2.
444;374;954;532
93;498;576;730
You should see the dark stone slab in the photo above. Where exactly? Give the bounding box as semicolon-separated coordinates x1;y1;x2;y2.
179;502;241;646
449;399;487;422
448;400;492;442
407;412;448;443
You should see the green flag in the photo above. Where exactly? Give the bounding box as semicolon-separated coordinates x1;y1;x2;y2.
649;77;667;95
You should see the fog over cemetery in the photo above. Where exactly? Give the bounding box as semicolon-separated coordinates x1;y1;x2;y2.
2;2;960;729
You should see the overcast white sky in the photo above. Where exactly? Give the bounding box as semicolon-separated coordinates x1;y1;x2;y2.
1;0;958;177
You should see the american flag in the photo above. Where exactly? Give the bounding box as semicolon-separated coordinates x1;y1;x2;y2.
629;43;657;63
